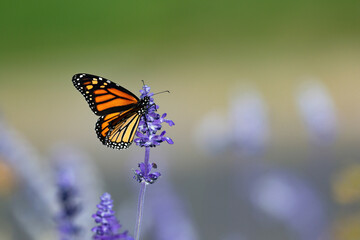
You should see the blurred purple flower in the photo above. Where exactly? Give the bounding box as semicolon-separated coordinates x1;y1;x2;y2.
229;87;269;156
0;117;57;238
194;86;269;156
250;170;328;240
296;80;337;145
54;157;82;240
51;145;104;240
134;85;174;148
92;193;133;240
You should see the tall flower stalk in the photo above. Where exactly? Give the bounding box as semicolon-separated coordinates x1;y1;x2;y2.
133;85;174;240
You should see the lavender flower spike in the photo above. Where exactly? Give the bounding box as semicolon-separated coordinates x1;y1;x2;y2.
92;193;133;240
133;84;174;240
134;84;174;148
133;84;174;183
55;162;81;240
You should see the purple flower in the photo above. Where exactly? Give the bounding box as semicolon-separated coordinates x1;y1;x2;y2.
296;80;337;146
0;117;57;238
250;170;328;240
134;85;174;148
134;161;161;184
92;193;133;240
229;88;269;156
133;85;174;240
55;163;81;240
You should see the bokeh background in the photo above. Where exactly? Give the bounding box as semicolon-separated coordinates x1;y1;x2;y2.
0;0;360;239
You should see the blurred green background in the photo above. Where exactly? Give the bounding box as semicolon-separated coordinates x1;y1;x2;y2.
0;0;360;239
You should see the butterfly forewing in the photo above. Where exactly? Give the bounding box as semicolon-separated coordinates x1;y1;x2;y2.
72;73;139;116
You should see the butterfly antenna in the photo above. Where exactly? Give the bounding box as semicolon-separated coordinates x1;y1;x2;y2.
141;80;169;95
153;90;170;96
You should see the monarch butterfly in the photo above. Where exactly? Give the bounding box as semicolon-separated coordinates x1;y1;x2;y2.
72;73;151;150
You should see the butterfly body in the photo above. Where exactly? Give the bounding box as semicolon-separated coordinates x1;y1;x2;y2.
72;73;151;149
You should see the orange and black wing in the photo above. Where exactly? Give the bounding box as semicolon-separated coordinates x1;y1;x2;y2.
95;110;141;149
72;73;139;116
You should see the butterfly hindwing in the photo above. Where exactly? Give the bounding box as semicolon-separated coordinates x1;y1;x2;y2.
95;110;141;149
72;73;140;116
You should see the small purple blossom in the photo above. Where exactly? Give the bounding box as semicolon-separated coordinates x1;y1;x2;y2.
134;161;161;184
134;85;174;148
55;164;81;240
92;193;133;240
